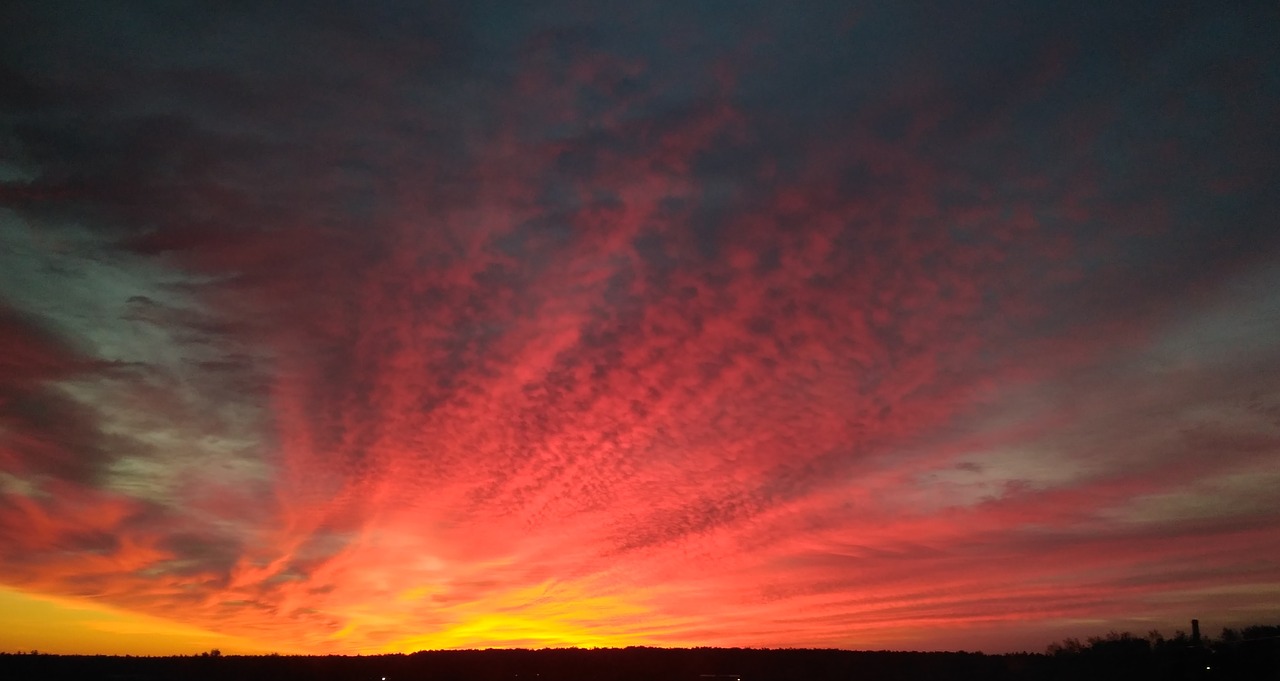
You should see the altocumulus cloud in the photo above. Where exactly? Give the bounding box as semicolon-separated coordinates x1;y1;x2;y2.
1;0;1278;654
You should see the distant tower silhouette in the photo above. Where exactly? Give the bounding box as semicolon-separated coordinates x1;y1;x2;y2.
1191;619;1201;645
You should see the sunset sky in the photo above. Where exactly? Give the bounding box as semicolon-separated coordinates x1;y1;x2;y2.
2;0;1278;656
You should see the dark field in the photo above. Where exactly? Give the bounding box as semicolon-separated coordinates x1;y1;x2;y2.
2;639;1277;681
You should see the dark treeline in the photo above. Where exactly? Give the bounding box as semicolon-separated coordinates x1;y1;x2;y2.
1;626;1276;681
1037;624;1280;680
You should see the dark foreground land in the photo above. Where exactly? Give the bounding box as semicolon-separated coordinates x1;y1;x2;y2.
2;638;1278;681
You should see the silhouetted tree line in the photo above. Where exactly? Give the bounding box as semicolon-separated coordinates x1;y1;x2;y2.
1;625;1275;681
1040;624;1280;680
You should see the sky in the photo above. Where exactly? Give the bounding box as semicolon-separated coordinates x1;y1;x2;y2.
1;0;1278;656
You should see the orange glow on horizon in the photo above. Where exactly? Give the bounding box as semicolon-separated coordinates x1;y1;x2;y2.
0;587;284;656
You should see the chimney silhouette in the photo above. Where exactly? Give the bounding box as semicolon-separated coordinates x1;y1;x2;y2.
1191;619;1201;644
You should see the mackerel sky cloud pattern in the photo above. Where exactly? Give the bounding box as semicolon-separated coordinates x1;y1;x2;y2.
1;0;1278;654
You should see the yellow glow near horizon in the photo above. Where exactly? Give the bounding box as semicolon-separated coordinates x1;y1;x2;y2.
0;586;282;656
386;612;641;652
371;582;658;653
